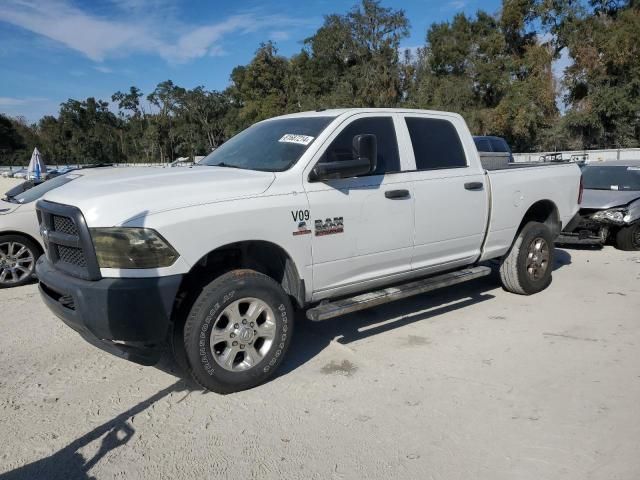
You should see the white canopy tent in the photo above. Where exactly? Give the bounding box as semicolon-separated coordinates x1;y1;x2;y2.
27;147;47;181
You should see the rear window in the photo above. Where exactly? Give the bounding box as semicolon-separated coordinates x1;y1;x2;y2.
489;138;510;153
406;117;467;170
582;165;640;191
474;137;492;152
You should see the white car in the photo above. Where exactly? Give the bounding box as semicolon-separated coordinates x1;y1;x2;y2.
35;108;581;393
0;172;100;287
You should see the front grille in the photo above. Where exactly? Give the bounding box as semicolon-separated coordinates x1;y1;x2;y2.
53;215;79;236
57;245;87;267
36;200;101;280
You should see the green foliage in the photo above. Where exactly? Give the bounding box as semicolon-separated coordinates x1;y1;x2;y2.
1;0;638;164
560;1;640;147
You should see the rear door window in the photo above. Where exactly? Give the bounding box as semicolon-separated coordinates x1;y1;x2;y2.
405;117;467;170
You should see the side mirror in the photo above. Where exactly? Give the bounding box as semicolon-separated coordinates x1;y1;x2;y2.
352;134;377;173
310;134;377;181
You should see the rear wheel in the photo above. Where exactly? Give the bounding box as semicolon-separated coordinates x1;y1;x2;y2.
0;235;40;288
183;269;294;394
615;223;640;251
499;222;554;295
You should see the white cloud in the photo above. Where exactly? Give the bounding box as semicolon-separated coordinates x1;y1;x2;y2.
0;96;45;106
0;0;306;64
446;1;467;10
269;31;290;41
93;65;113;74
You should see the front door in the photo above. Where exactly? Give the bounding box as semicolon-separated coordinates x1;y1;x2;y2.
304;114;415;297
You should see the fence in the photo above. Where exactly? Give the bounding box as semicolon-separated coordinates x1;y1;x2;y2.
514;148;640;163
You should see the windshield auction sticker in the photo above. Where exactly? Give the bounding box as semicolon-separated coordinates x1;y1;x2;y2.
279;134;314;146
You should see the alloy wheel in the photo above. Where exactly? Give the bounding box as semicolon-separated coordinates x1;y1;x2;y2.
0;241;35;286
209;297;277;372
526;237;550;281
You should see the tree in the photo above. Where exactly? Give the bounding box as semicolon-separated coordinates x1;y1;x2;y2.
297;0;410;108
406;5;558;151
227;42;291;129
147;80;185;163
559;1;640;147
6;0;640;158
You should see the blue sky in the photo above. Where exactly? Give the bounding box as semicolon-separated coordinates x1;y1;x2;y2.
0;0;503;123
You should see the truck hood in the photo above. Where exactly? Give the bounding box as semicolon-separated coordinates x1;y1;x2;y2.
581;189;640;210
42;166;275;227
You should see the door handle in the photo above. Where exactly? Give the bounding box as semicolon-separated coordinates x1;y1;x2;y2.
385;189;410;199
464;182;484;191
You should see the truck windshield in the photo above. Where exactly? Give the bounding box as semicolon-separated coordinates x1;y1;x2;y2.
201;116;335;172
582;165;640;191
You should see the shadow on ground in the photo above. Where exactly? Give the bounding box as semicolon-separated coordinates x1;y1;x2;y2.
556;241;605;251
0;250;576;478
279;274;498;377
0;380;192;480
157;250;573;382
554;248;572;269
280;250;572;377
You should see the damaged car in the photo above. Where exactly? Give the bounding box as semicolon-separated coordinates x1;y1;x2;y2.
559;161;640;250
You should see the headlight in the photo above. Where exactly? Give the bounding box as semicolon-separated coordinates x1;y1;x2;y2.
592;208;628;224
90;227;179;269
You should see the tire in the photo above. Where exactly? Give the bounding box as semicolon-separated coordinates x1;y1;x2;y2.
615;223;640;251
499;222;554;295
0;234;40;288
183;269;294;394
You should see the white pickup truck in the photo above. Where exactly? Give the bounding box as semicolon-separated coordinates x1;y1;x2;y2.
35;108;581;393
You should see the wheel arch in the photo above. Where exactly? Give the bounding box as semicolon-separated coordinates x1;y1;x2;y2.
168;240;303;380
174;240;305;320
517;199;561;237
0;230;45;256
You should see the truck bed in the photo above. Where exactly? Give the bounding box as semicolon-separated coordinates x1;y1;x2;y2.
479;160;581;262
479;152;572;171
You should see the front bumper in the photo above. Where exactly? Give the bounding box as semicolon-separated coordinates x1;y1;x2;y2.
36;256;183;365
557;211;608;246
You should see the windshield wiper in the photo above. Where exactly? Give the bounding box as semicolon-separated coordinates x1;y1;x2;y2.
212;162;245;170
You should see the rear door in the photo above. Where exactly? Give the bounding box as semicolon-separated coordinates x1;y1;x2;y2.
401;114;488;272
304;114;415;296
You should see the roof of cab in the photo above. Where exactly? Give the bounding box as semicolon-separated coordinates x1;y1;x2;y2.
269;108;465;121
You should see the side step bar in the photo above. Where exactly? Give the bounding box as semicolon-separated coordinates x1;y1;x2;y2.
306;266;492;322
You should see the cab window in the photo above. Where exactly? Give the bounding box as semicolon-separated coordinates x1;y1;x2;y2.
405;117;467;170
321;117;401;175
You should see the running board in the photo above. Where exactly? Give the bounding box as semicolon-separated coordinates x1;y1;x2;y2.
306;266;492;322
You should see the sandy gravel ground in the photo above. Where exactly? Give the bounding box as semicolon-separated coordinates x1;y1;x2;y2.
0;243;639;479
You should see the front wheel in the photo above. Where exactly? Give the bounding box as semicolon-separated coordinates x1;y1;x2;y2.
183;269;294;394
499;221;554;295
0;235;40;288
615;223;640;251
